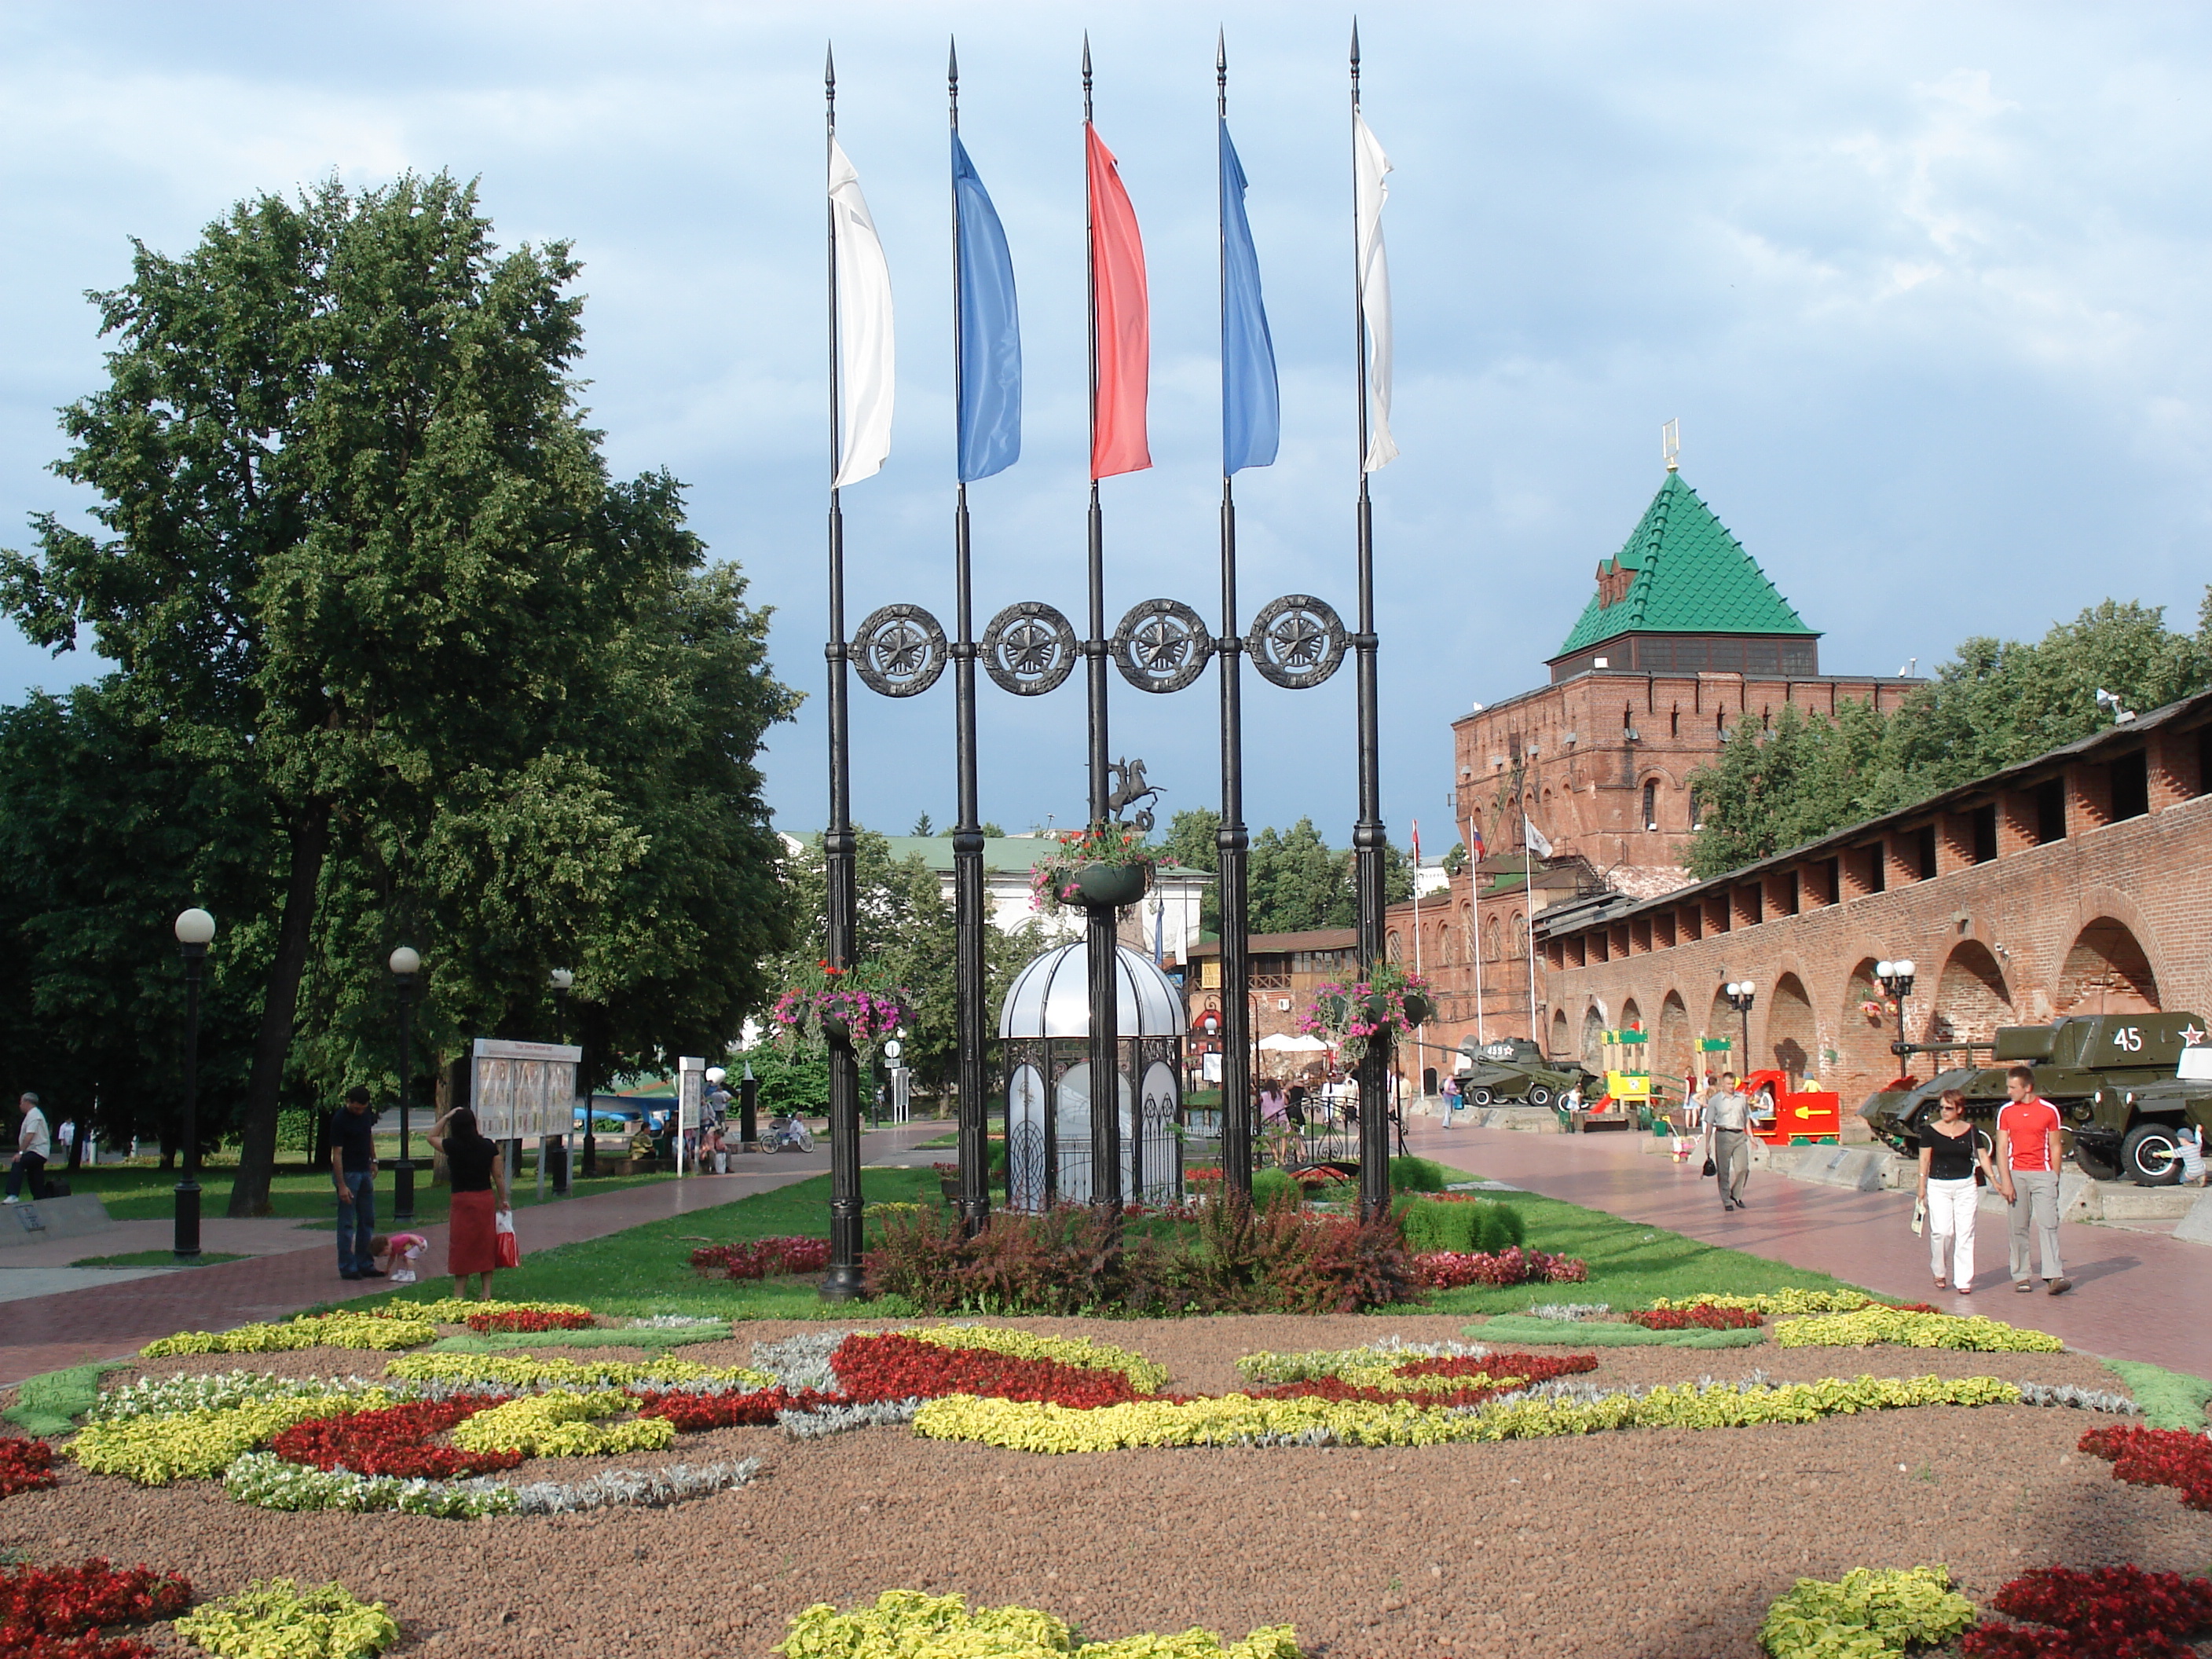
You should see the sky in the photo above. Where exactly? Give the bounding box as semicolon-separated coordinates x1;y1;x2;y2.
0;2;2207;851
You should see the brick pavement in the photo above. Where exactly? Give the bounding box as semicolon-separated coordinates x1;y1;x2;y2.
0;1126;949;1387
1404;1116;2211;1376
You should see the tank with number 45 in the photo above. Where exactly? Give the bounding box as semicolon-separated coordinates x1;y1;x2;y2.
2074;1027;2212;1185
1859;1013;2207;1165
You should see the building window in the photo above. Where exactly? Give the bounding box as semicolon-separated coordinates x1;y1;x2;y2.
1642;780;1657;830
2034;778;2066;844
1970;804;1998;863
1915;825;1938;880
1386;931;1401;962
1670;706;1680;737
1511;914;1528;956
2108;751;2149;821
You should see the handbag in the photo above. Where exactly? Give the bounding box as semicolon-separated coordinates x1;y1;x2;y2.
1910;1197;1926;1236
1700;1154;1716;1177
493;1208;521;1270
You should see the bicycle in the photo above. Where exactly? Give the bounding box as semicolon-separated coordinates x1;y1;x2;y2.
762;1115;817;1154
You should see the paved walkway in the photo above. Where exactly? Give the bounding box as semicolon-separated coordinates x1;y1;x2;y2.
1401;1115;2210;1377
0;1125;952;1388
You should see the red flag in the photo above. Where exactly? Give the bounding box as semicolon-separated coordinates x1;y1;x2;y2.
1086;123;1150;478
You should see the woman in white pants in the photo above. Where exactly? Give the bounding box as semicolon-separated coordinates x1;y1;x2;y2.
1918;1090;1999;1294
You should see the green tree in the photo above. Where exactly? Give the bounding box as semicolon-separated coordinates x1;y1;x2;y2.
1441;840;1469;876
910;813;935;837
1155;808;1221;935
0;175;795;1211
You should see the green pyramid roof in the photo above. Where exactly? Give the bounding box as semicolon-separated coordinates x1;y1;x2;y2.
1554;471;1816;659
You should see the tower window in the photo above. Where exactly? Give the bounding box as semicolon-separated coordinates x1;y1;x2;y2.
1642;781;1657;830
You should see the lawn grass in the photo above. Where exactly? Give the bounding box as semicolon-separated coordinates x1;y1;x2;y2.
69;1250;247;1268
62;1162;672;1227
343;1165;940;1322
1382;1165;1872;1316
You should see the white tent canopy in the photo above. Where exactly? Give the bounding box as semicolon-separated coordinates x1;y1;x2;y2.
1258;1033;1331;1053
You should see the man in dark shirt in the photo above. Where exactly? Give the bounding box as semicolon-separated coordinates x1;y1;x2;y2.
329;1085;383;1282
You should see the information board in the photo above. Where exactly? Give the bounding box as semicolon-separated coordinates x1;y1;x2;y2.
678;1057;705;1130
471;1038;584;1139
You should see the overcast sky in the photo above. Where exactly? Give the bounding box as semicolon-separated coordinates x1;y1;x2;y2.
1;3;2207;848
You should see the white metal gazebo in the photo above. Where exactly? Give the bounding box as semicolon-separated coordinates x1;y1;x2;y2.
998;941;1185;1210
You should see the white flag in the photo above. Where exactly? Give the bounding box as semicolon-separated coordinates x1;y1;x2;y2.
1523;816;1552;860
830;137;894;488
1353;112;1397;473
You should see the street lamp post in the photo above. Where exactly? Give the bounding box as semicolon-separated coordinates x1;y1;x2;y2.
172;907;215;1261
389;947;420;1224
1724;980;1756;1072
1875;959;1917;1061
551;969;578;1181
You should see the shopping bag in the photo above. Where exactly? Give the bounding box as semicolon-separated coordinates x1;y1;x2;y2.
493;1208;521;1270
1910;1198;1926;1237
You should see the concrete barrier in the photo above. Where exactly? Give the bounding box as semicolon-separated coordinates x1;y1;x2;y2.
2173;1190;2212;1245
0;1193;115;1249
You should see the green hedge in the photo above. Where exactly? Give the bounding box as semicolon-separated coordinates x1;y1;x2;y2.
1397;1196;1524;1254
1388;1156;1449;1192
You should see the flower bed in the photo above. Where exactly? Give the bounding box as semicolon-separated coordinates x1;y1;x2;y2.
1650;1291;1877;1315
70;1392;398;1485
0;1558;192;1659
387;1298;591;1324
776;1589;1300;1659
1415;1247;1587;1288
1775;1309;2064;1352
905;1326;1171;1393
1756;1565;1976;1657
1628;1304;1764;1331
1961;1564;2212;1657
690;1237;833;1280
463;1308;595;1335
446;1391;676;1458
384;1353;770;1390
2079;1423;2212;1510
269;1401;521;1479
141;1313;435;1358
0;1437;57;1499
174;1577;397;1659
830;1334;1149;1409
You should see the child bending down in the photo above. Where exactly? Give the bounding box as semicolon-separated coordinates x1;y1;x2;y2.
369;1232;429;1284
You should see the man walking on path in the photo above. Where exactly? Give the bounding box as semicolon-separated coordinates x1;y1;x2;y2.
1995;1065;2069;1295
1704;1071;1753;1211
2;1094;49;1203
330;1086;384;1282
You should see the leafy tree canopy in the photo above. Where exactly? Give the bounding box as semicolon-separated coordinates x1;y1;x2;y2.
1684;595;2212;880
1154;808;1413;937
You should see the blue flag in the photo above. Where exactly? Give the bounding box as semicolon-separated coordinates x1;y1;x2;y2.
1220;120;1279;474
953;130;1021;482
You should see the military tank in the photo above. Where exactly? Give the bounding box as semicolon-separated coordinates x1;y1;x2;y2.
2074;1038;2212;1184
1456;1037;1598;1110
1859;1012;2206;1163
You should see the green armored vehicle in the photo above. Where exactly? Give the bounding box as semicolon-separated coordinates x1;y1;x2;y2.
1456;1038;1597;1109
1859;1012;2207;1163
2073;1037;2212;1184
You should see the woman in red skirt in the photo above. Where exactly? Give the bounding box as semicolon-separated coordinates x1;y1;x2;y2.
427;1105;511;1300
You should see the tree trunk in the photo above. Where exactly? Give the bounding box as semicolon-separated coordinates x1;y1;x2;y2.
226;804;331;1217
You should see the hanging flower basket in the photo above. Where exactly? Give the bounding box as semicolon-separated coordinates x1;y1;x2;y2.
1300;961;1433;1065
1859;998;1889;1024
1030;822;1156;917
770;958;910;1067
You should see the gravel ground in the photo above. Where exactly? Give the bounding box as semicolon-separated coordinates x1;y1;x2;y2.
9;1314;2208;1659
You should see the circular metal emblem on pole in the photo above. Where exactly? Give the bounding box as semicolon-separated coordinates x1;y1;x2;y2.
1247;594;1347;690
981;601;1077;696
851;603;948;698
1112;599;1212;694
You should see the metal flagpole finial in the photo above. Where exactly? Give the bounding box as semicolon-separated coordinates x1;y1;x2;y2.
1217;28;1227;115
826;42;836;95
1662;417;1680;473
1082;32;1093;120
948;36;958;100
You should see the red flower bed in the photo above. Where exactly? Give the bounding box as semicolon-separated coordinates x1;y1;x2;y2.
0;1558;192;1659
270;1399;520;1479
1626;1304;1763;1331
463;1308;594;1334
2079;1424;2212;1510
631;1386;851;1430
689;1236;833;1280
0;1439;57;1499
1251;1350;1600;1409
829;1333;1148;1408
1414;1247;1588;1288
1961;1563;2212;1657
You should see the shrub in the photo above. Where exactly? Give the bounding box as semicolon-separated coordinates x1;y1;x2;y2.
1757;1566;1976;1657
1397;1197;1522;1254
775;1590;1302;1659
1388;1156;1448;1192
1415;1247;1586;1288
174;1578;399;1659
0;1437;57;1498
275;1108;314;1152
1250;1169;1302;1211
2079;1423;2212;1509
689;1237;833;1280
0;1558;193;1657
1961;1563;2212;1657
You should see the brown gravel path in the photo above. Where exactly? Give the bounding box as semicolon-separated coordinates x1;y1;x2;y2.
15;1314;2205;1659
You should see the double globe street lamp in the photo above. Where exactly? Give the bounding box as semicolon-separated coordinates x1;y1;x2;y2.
1875;958;1918;1060
389;947;421;1224
172;907;216;1261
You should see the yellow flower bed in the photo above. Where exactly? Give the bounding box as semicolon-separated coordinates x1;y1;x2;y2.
1233;1347;1515;1391
1756;1566;1976;1658
174;1577;399;1659
448;1390;676;1458
383;1298;593;1324
383;1353;771;1390
777;1590;1301;1659
1774;1309;2064;1353
69;1391;395;1485
907;1327;1170;1395
1648;1291;1877;1315
141;1313;435;1358
914;1375;2021;1454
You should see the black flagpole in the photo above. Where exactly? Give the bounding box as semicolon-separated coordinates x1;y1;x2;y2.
950;41;991;1236
1350;23;1391;1222
1216;32;1254;1205
822;44;866;1298
1082;35;1122;1218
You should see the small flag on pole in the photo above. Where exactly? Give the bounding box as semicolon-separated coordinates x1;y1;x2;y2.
830;138;895;487
1469;822;1485;859
1523;817;1552;861
1411;819;1421;865
1087;123;1152;478
1353;112;1397;473
1219;119;1278;474
953;130;1021;482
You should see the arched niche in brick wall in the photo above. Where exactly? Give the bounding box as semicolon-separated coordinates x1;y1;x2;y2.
1621;996;1643;1033
1551;1007;1570;1057
1706;983;1738;1066
1580;1005;1606;1068
1769;973;1817;1085
1657;991;1693;1083
1933;941;2012;1044
1840;958;1898;1085
2056;918;2161;1015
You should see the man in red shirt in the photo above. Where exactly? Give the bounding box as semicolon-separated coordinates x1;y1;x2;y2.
1994;1066;2070;1296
